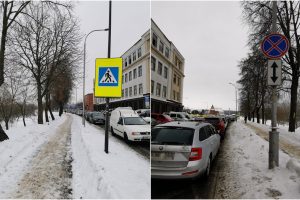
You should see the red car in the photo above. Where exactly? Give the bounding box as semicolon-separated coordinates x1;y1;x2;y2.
151;113;174;124
204;117;225;139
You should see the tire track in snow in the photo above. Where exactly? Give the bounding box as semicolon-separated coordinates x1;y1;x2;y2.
12;115;73;199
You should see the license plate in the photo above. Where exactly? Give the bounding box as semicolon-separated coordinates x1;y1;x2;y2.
151;152;174;160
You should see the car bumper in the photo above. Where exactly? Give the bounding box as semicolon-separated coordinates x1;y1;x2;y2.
128;134;150;141
151;160;206;179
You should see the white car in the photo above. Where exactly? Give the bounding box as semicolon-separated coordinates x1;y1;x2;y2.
151;121;220;179
110;108;150;142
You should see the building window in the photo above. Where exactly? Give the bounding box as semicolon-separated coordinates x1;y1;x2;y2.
177;92;180;101
125;88;128;97
134;85;137;96
129;71;132;81
132;52;136;62
138;65;142;77
151;56;156;71
163;86;167;98
129;87;132;97
151;80;154;94
133;68;137;79
128;55;132;65
122;75;124;83
173;90;176;100
158;61;162;75
165;47;169;58
139;83;143;94
173;74;176;84
164;67;168;79
125;58;127;67
122;89;124;97
156;83;161;96
138;47;142;58
159;41;164;53
125;73;128;83
152;33;157;47
178;77;181;86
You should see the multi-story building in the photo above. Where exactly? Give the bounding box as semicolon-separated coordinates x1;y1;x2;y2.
151;19;185;113
94;30;150;110
84;93;94;111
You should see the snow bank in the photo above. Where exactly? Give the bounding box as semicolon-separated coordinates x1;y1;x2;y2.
287;158;300;177
71;114;150;199
222;122;300;199
0;113;67;198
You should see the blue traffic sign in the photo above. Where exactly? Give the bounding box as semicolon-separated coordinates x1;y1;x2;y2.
98;67;119;87
261;33;289;59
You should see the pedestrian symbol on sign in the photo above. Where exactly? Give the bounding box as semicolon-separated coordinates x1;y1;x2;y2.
98;67;119;86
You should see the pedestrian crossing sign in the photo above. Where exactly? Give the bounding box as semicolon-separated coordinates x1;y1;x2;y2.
94;58;122;97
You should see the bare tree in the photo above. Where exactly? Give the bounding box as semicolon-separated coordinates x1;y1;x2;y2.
10;2;81;124
242;1;300;131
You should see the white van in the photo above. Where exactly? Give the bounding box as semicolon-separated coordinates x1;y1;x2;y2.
110;107;150;142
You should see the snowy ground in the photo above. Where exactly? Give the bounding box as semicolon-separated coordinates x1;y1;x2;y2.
0;113;150;199
0;113;67;198
216;121;300;199
71;114;150;199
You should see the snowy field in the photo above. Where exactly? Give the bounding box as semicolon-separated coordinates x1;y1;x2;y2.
0;113;67;198
218;121;300;198
71;114;150;199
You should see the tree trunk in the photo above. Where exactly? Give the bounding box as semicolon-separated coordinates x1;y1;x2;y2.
256;108;260;124
252;111;255;122
37;84;43;124
45;96;49;123
0;124;8;141
0;5;9;141
59;103;63;116
288;73;299;132
47;93;55;120
5;120;8;130
22;104;26;127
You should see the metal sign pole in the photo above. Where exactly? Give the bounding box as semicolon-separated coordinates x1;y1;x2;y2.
105;0;112;154
269;1;279;169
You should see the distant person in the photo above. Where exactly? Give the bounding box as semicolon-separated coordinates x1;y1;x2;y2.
244;116;247;123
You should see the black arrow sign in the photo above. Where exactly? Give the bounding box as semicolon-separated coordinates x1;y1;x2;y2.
271;62;278;83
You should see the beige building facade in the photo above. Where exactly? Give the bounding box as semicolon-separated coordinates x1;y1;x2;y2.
151;20;185;113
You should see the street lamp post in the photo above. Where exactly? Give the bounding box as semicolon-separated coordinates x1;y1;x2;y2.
83;28;109;126
229;82;238;121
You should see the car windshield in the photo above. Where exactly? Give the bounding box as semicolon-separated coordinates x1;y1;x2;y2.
151;127;194;145
124;117;147;125
93;113;102;117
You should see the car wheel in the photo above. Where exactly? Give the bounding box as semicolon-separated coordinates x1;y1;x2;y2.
111;126;116;136
124;132;129;143
204;155;212;179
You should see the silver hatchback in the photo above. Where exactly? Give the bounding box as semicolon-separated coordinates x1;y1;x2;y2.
151;121;220;179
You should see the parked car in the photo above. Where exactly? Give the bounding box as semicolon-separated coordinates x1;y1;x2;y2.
151;113;174;124
89;112;105;125
151;121;220;179
169;111;192;121
136;109;151;123
110;107;150;142
204;116;226;139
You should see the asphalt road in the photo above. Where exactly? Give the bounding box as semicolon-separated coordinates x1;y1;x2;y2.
90;122;150;159
151;122;234;199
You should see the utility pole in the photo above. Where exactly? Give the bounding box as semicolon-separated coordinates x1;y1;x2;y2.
269;1;279;169
105;0;112;154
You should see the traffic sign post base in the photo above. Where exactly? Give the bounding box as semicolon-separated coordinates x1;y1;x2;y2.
269;130;279;169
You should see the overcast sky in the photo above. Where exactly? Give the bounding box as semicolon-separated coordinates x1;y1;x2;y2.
152;1;249;111
73;1;149;103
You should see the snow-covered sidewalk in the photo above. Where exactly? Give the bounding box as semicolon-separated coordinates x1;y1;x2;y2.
0;113;68;198
246;120;300;160
71;114;150;199
216;121;300;198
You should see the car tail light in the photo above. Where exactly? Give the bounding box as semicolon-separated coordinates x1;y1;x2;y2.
189;147;202;161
